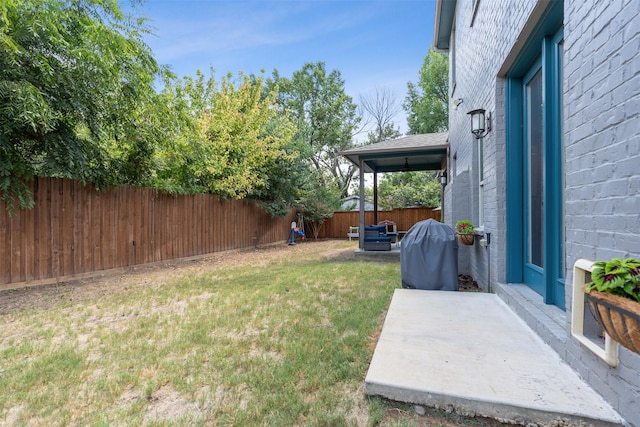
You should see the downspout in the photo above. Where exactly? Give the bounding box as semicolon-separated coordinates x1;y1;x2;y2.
441;184;445;222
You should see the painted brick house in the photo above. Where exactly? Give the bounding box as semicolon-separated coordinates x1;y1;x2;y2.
434;0;640;423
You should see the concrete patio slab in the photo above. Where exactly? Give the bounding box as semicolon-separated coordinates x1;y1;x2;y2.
354;247;401;261
365;289;627;426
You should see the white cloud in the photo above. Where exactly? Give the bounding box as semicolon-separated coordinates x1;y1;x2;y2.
146;1;382;65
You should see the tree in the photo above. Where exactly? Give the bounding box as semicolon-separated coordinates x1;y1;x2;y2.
153;70;299;213
377;171;441;210
248;124;309;218
358;87;402;143
196;74;297;199
269;62;360;199
0;0;162;213
143;72;204;194
404;50;449;134
296;170;342;240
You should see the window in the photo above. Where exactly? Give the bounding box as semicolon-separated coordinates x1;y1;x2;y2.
525;66;544;268
451;151;457;179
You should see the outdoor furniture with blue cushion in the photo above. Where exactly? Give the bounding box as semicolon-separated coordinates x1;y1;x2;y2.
363;225;392;251
378;220;398;244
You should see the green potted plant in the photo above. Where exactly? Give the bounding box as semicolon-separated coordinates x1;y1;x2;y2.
584;257;640;354
455;219;475;246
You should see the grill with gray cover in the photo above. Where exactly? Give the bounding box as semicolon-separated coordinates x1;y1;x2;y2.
401;219;458;290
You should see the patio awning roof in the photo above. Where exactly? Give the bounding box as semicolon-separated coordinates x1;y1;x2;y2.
341;132;448;173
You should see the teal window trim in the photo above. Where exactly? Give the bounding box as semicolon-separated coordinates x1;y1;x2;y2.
554;27;566;303
505;1;563;77
543;27;565;308
505;78;523;284
505;2;564;309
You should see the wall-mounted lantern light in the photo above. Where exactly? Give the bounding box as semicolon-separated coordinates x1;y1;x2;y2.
468;109;491;139
401;157;411;172
438;169;447;186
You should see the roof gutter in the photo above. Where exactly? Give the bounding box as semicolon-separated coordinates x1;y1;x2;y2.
433;0;457;52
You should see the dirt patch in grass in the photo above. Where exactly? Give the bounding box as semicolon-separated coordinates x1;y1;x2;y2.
143;385;203;424
0;241;354;316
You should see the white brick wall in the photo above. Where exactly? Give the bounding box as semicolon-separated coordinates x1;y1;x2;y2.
445;0;640;422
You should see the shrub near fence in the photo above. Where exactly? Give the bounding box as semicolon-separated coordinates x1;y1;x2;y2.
317;207;441;239
0;177;296;289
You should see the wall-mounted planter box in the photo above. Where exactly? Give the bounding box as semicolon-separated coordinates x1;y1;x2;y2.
571;259;619;367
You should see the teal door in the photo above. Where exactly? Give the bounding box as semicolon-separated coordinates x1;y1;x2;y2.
506;21;565;309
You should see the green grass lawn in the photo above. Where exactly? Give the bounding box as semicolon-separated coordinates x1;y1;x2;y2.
0;240;504;426
0;241;398;425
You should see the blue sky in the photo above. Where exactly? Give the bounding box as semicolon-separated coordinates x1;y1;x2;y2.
130;0;436;134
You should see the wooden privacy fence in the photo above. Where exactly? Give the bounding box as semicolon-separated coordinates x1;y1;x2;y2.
1;178;295;289
317;207;441;238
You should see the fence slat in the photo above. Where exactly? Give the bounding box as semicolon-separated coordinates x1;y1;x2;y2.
10;198;24;282
50;179;62;278
0;197;10;284
66;180;79;275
